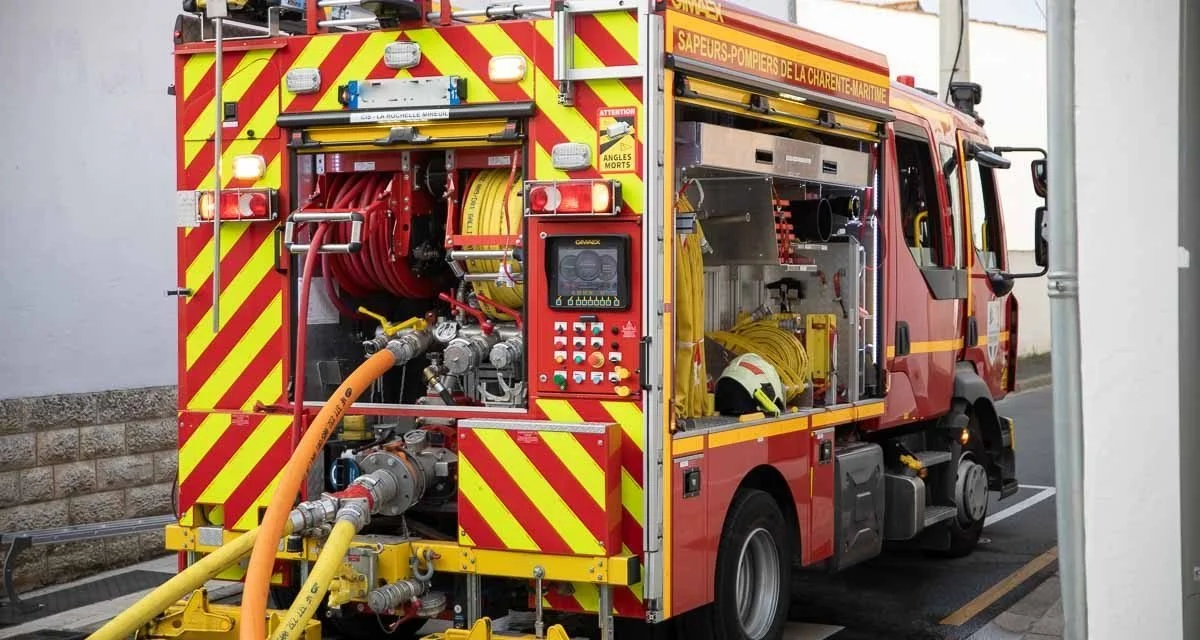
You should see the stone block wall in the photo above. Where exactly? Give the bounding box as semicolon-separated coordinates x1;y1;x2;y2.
0;386;178;591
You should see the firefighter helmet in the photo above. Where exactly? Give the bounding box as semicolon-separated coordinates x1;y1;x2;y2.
714;353;786;416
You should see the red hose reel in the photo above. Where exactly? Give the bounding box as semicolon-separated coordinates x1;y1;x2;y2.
300;171;439;309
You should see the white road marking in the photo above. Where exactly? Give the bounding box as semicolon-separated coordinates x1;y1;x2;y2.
784;622;846;639
985;485;1057;527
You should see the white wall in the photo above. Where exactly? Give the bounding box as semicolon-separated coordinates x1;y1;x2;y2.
1076;0;1182;636
0;1;179;399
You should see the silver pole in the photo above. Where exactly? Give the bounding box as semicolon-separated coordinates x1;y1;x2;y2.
209;1;229;334
1179;0;1199;634
787;0;797;23
1047;0;1087;637
939;0;969;102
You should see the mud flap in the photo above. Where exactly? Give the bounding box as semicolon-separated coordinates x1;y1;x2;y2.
992;415;1019;499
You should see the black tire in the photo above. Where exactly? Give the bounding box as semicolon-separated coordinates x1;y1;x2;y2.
684;489;793;640
926;433;989;558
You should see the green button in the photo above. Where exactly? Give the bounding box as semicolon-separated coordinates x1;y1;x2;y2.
591;325;603;336
574;355;585;364
553;373;568;388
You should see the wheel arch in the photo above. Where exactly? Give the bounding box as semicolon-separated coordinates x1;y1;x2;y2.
734;464;801;562
953;362;1007;476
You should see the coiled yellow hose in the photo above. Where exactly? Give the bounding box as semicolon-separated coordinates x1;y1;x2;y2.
674;194;711;419
709;316;811;402
460;169;525;321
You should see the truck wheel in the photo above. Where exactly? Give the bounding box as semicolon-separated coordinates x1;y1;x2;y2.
930;449;989;558
710;489;793;640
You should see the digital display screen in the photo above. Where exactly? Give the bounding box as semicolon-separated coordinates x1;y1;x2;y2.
547;235;630;310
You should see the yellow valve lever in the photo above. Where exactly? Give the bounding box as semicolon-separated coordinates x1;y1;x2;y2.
358;306;427;336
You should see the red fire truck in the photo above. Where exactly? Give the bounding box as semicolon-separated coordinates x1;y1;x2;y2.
93;1;1048;639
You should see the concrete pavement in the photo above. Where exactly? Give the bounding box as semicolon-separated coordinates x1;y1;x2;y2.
967;573;1063;640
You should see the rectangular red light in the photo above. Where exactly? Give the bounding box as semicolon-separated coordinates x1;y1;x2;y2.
525;180;621;216
197;189;277;222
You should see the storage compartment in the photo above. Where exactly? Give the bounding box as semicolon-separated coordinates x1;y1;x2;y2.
884;472;926;540
457;419;623;556
829;442;884;571
676;122;871;188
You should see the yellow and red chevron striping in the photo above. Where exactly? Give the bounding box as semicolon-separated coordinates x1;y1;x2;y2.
534;399;646;617
178;412;295;531
178;222;286;412
458;423;621;557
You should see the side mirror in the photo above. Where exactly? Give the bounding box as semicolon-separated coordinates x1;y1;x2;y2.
987;271;1016;297
1034;206;1048;268
1031;159;1047;198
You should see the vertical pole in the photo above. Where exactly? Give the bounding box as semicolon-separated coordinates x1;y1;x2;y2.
1047;0;1087;637
209;1;228;334
939;0;969;101
787;0;797;23
1180;0;1200;634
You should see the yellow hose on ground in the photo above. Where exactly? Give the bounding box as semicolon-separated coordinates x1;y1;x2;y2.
240;349;398;640
708;316;811;402
460;168;525;321
271;519;358;640
674;191;710;419
86;522;292;640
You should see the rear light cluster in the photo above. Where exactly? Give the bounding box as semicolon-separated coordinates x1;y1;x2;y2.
525;180;622;216
197;189;277;222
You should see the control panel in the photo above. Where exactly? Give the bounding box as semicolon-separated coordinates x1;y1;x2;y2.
529;226;642;400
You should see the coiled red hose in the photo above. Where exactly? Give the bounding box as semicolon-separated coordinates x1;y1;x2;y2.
317;172;436;301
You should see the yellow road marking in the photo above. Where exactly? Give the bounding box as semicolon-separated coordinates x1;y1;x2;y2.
940;546;1059;626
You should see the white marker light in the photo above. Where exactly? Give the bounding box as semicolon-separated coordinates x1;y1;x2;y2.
232;154;267;181
285;68;321;94
778;92;808;103
551;142;592;171
384;42;421;70
488;55;527;83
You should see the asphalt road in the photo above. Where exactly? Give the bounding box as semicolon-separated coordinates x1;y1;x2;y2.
784;385;1058;640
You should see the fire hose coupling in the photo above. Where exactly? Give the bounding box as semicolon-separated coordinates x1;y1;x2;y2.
367;578;428;615
289;494;340;535
380;330;434;364
335;499;372;531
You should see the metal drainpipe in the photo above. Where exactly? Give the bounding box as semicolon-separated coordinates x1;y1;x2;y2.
1046;0;1087;637
1180;0;1199;634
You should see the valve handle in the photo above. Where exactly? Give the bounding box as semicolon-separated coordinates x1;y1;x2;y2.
438;292;494;334
358;306;427;337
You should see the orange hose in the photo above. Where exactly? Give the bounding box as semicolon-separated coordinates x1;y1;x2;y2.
239;349;397;640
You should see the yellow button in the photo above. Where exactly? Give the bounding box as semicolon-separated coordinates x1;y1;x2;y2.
614;366;631;381
614;385;631;398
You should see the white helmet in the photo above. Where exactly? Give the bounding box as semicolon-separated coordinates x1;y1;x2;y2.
714;353;785;416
